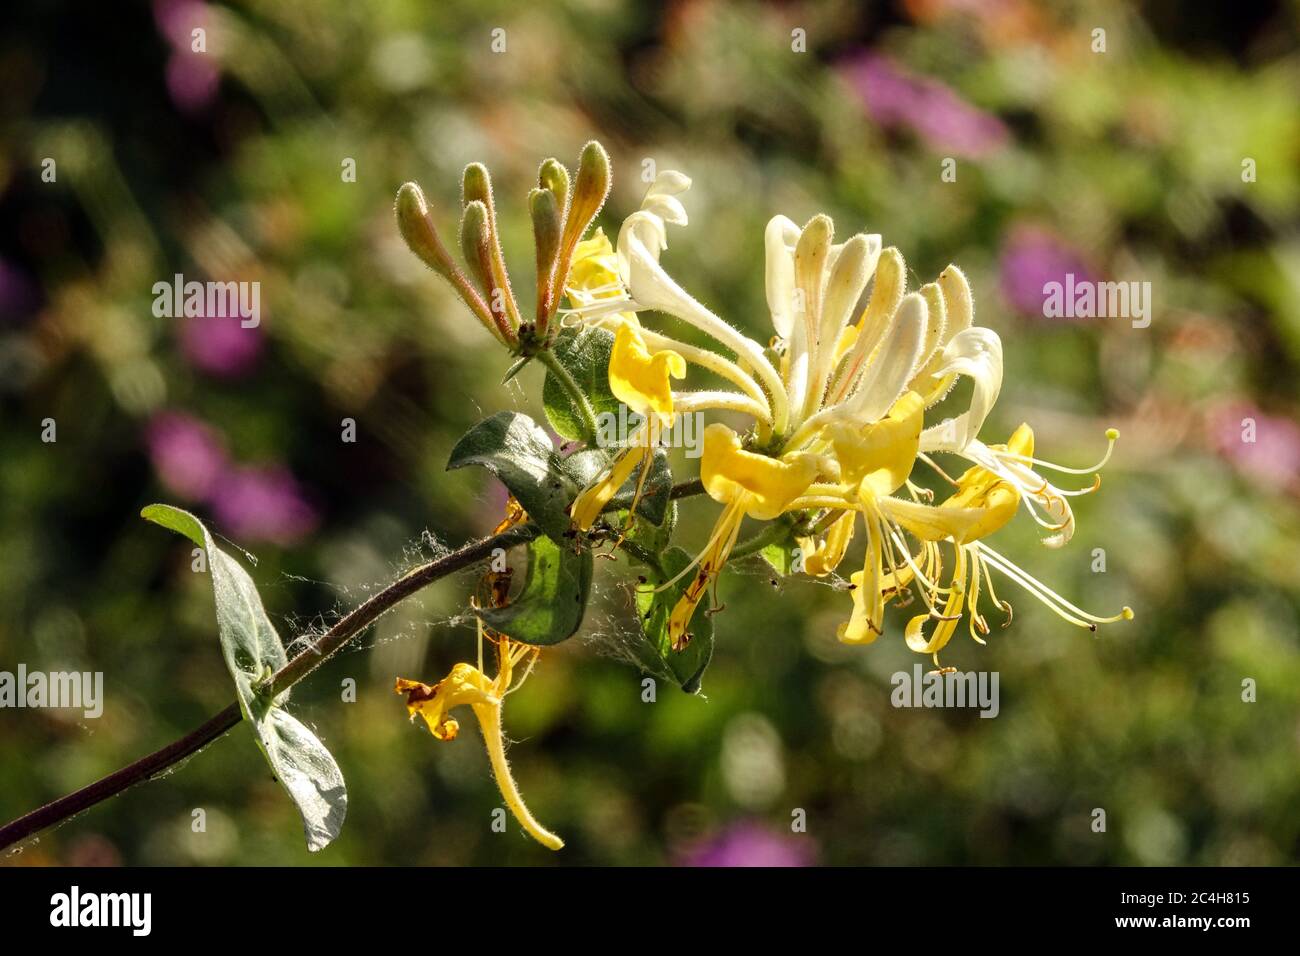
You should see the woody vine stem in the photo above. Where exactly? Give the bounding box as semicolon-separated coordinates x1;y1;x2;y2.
0;480;707;853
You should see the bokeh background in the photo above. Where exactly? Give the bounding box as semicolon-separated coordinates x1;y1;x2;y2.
2;0;1298;866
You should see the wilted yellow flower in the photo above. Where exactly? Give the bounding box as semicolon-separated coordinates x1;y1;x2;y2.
397;635;563;851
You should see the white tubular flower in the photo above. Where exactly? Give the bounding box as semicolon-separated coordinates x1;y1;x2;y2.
917;325;1004;455
567;172;1001;470
777;254;979;465
615;174;790;433
559;174;777;430
765;214;883;425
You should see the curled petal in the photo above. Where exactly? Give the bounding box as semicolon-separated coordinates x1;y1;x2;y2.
826;389;924;495
878;479;1019;545
609;322;685;425
640;170;692;226
800;510;856;577
701;423;819;520
918;326;1003;453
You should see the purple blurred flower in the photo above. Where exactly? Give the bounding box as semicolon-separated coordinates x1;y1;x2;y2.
840;52;1008;158
1208;402;1300;492
678;821;818;868
153;0;207;43
146;411;229;501
999;225;1096;316
210;465;319;546
178;313;264;378
165;52;220;114
0;257;40;326
153;0;220;113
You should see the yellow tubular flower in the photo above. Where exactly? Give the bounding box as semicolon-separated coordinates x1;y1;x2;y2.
565;229;637;330
826;429;1022;649
609;323;686;427
876;447;1020;548
869;424;1130;666
793;389;923;591
666;423;819;648
800;510;855;577
569;323;685;531
884;464;1018;662
397;639;563;851
700;424;820;521
826;390;925;496
551;161;1132;667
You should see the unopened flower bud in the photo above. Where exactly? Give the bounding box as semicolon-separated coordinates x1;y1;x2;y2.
462;162;493;209
530;187;561;281
538;158;570;212
396;182;456;281
562;141;611;253
460;200;494;297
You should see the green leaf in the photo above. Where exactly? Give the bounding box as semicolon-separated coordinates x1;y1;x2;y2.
564;446;673;528
447;411;674;539
542;327;621;441
632;546;714;694
141;504;347;852
620;499;677;555
447;411;578;541
476;534;592;645
759;527;802;577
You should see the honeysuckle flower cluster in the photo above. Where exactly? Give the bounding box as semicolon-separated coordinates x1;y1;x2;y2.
392;142;1133;850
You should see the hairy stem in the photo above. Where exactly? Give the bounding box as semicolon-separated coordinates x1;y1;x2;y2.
729;517;795;561
536;348;600;444
0;524;537;853
0;480;712;852
267;524;538;695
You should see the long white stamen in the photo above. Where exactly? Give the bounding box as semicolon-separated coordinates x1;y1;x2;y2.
979;551;1012;626
887;529;953;598
975;542;1133;626
998;429;1119;476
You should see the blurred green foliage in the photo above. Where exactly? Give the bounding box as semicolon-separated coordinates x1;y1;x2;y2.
1;0;1298;865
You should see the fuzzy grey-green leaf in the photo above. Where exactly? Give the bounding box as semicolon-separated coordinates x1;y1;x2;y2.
447;411;578;540
542;327;622;441
141;503;347;852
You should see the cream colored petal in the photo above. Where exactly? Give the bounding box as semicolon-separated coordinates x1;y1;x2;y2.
765;215;800;339
846;292;927;421
617;215;791;433
918;326;1003;453
828;247;905;405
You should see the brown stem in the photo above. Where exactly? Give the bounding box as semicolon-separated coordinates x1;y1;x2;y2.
0;524;537;853
0;480;709;853
0;703;243;855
